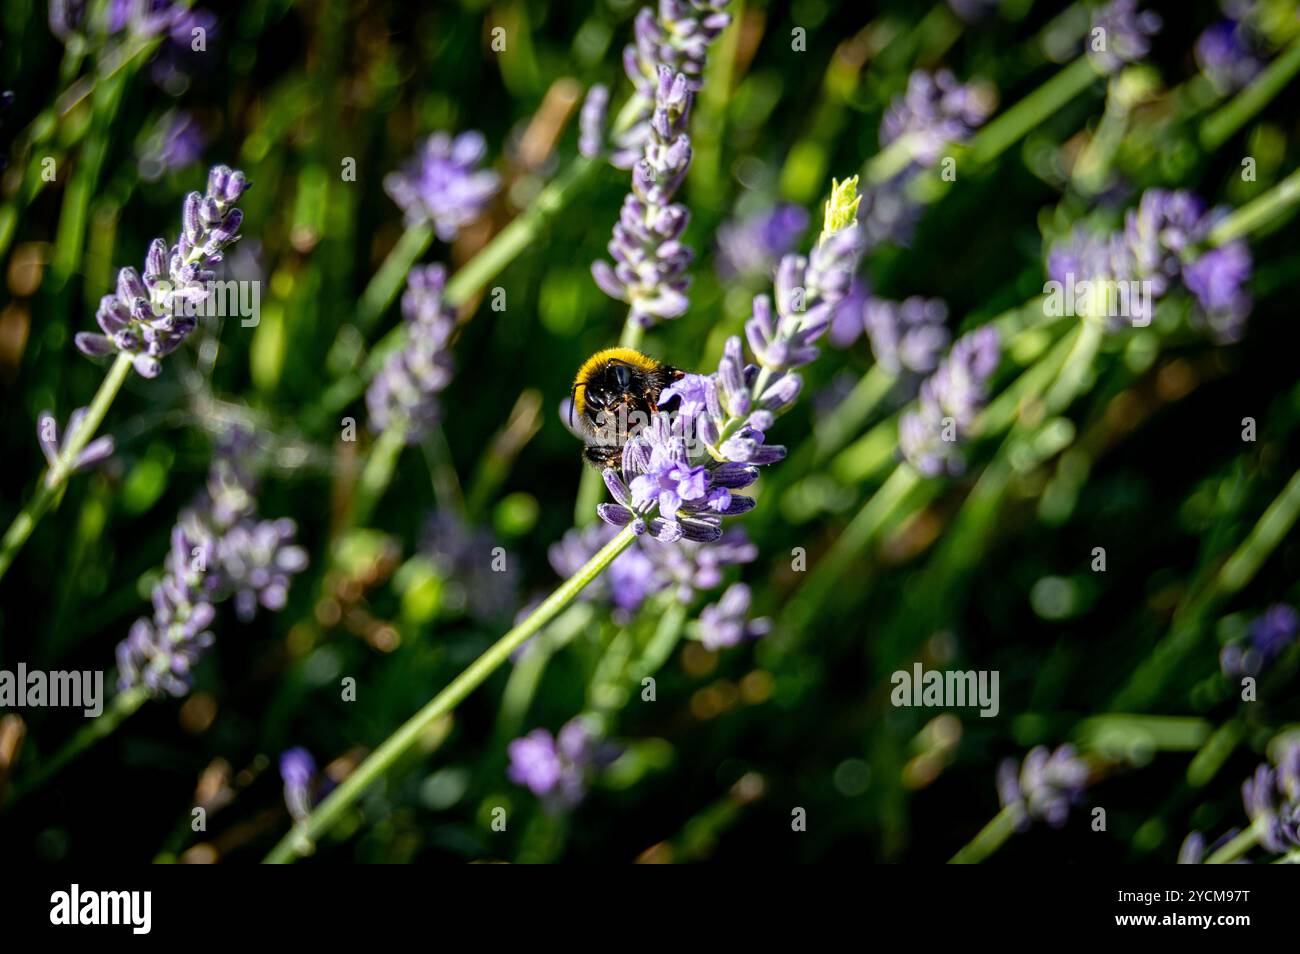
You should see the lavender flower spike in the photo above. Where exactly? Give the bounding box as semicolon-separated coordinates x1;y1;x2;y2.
698;583;772;650
592;67;696;328
36;408;115;481
898;326;1001;477
997;744;1089;831
612;0;732;166
597;177;865;538
1242;741;1300;855
117;428;308;697
383;131;500;241
366;265;457;441
507;717;621;811
75;164;250;379
1087;0;1161;75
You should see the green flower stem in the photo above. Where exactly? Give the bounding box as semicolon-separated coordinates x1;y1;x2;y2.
348;424;408;531
312;155;599;428
949;804;1022;864
7;687;147;806
0;29;163;257
1112;463;1300;711
0;352;133;582
1201;36;1300;151
1205;822;1260;864
812;364;894;462
353;223;434;336
263;523;639;863
631;600;689;684
1209;165;1300;246
968;56;1100;167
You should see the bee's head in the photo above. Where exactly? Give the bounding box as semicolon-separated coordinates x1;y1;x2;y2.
575;360;640;428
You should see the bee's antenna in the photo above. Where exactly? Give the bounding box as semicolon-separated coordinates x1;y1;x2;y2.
568;382;578;427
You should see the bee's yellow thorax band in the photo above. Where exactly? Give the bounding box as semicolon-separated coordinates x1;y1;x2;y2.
572;348;660;419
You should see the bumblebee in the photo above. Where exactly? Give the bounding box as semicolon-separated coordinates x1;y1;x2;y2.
572;348;684;469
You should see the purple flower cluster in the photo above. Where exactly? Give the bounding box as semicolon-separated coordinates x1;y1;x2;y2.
117;430;308;697
366;265;456;441
1221;604;1299;681
596;210;866;539
592;68;695;328
137;109;205;182
859;70;994;248
507;717;621;811
862;295;952;376
549;523;756;618
1047;188;1254;341
51;0;211;46
698;583;771;650
383;131;499;241
997;744;1090;831
1195;19;1263;95
36;408;116;481
588;0;731;166
1242;741;1300;854
714;204;809;282
75;165;250;378
1087;0;1162;74
898;326;1000;477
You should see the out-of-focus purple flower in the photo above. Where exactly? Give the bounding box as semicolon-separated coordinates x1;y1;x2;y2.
1242;741;1300;854
697;583;771;650
613;0;732;166
117;428;307;697
366;265;457;441
75;164;250;378
36;408;116;482
715;204;809;282
1183;240;1252;343
862;295;952;376
420;510;518;623
946;0;999;22
280;747;316;822
550;522;665;617
1123;189;1211;295
578;84;610;159
507;717;620;811
997;744;1089;831
1195;19;1262;94
881;69;995;167
644;528;757;602
1221;604;1299;680
898;327;1000;476
860;70;994;249
1087;0;1161;74
138;110;205;182
592;67;695;329
828;279;870;348
53;1;214;51
384;131;499;241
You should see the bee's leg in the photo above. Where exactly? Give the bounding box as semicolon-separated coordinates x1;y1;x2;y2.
584;444;622;470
